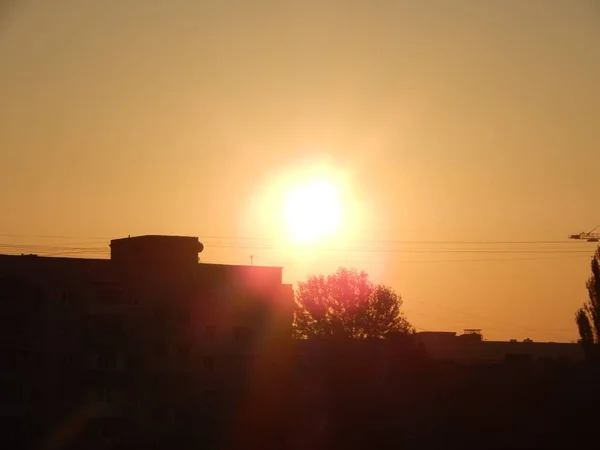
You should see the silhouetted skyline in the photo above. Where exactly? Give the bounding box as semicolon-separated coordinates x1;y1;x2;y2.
1;1;599;341
1;238;594;449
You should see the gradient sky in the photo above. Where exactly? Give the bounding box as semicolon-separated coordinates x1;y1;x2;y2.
1;0;599;341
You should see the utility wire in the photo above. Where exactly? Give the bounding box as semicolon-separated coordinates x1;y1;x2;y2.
0;242;596;257
1;231;597;262
2;232;598;246
0;237;586;341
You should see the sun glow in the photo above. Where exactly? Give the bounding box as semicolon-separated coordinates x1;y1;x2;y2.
245;156;364;257
283;178;343;243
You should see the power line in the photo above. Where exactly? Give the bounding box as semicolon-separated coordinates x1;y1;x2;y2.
0;248;594;258
0;230;597;264
207;239;579;245
0;237;586;341
0;241;596;257
0;233;107;240
200;237;588;246
389;255;591;263
2;231;599;246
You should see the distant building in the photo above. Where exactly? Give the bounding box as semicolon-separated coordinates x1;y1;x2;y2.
414;329;584;364
0;235;293;448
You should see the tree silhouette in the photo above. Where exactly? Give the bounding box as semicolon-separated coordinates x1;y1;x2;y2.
576;308;594;344
576;246;600;343
293;267;414;339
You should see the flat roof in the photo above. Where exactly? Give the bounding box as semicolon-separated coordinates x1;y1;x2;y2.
0;253;107;263
0;253;282;271
199;262;283;270
415;331;457;336
110;235;200;243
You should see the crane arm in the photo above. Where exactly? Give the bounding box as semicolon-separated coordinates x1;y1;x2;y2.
570;224;600;242
569;233;599;241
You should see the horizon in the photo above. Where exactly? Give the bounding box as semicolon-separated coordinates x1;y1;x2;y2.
0;232;597;344
1;0;599;342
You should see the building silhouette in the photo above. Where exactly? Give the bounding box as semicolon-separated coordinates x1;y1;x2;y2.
413;329;584;364
1;235;293;448
1;235;590;449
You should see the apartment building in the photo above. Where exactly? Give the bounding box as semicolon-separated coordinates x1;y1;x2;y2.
413;329;584;364
0;235;294;449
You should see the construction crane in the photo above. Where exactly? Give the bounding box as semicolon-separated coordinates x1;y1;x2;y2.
569;224;600;242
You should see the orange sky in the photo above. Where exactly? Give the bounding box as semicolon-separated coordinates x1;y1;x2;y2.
1;0;599;342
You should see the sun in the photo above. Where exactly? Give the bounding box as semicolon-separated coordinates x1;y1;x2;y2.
283;178;343;243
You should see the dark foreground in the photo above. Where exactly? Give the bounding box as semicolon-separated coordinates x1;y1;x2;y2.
3;352;600;450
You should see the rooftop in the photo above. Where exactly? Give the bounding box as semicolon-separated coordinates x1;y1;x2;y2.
110;234;205;253
0;235;284;275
